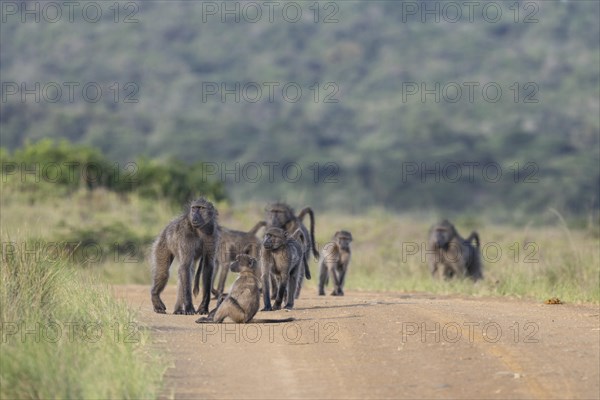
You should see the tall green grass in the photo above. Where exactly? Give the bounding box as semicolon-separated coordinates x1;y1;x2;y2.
0;238;166;399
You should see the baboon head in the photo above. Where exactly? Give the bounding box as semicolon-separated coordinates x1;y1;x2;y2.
430;220;456;249
189;198;217;230
334;230;353;251
262;227;288;251
265;202;294;228
230;254;257;274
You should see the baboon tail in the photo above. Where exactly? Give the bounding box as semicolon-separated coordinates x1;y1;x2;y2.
248;220;267;236
298;207;319;260
303;256;311;280
468;232;480;248
193;258;203;297
251;317;295;323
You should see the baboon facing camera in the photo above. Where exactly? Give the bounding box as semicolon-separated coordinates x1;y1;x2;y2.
196;254;260;323
265;202;317;297
212;221;266;298
150;197;219;315
319;230;353;296
260;227;304;311
428;220;483;281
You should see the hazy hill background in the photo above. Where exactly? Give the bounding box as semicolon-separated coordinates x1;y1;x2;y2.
1;0;599;219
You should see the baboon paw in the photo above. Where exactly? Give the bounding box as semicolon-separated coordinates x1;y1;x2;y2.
284;304;294;310
331;291;339;296
153;307;166;314
195;317;212;323
196;308;209;315
261;306;272;312
173;309;185;315
318;291;325;296
272;304;282;311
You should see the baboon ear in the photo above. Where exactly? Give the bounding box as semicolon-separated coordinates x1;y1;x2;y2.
284;231;289;237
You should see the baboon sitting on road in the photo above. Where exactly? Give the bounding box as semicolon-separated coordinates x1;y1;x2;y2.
197;254;260;323
196;254;294;324
319;230;353;296
150;198;219;315
212;221;266;298
260;227;304;311
428;220;483;281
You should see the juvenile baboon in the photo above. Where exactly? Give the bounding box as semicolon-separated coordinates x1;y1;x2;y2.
260;227;304;311
150;198;219;315
212;221;266;298
265;202;317;297
427;220;483;281
196;254;260;323
319;230;353;296
196;254;294;324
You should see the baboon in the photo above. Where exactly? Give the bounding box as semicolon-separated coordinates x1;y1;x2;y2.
427;220;483;281
150;197;219;315
195;254;294;324
319;230;353;296
212;221;266;298
265;202;317;297
260;227;304;311
196;254;260;323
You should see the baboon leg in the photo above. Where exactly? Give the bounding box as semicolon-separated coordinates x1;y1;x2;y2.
295;272;303;299
174;259;195;315
270;275;278;300
285;271;298;310
273;273;288;310
336;268;346;296
261;272;273;311
318;261;327;296
197;259;214;315
216;259;230;298
330;268;343;296
150;251;173;314
211;261;220;297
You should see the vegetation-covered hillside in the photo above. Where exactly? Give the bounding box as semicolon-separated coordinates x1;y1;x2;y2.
1;0;598;218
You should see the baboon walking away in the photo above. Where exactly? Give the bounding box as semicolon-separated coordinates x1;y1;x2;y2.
150;197;220;315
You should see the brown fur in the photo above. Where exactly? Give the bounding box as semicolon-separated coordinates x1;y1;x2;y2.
150;198;219;315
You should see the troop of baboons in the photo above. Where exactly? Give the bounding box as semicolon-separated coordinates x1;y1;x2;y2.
149;198;484;322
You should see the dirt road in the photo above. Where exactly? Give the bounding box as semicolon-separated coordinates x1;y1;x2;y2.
114;285;599;399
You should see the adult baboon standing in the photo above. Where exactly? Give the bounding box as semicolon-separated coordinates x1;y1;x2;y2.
212;221;266;298
150;198;220;315
260;227;304;311
265;202;317;297
319;230;353;296
427;220;483;281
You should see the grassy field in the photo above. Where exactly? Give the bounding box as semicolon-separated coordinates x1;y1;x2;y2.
1;184;598;397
